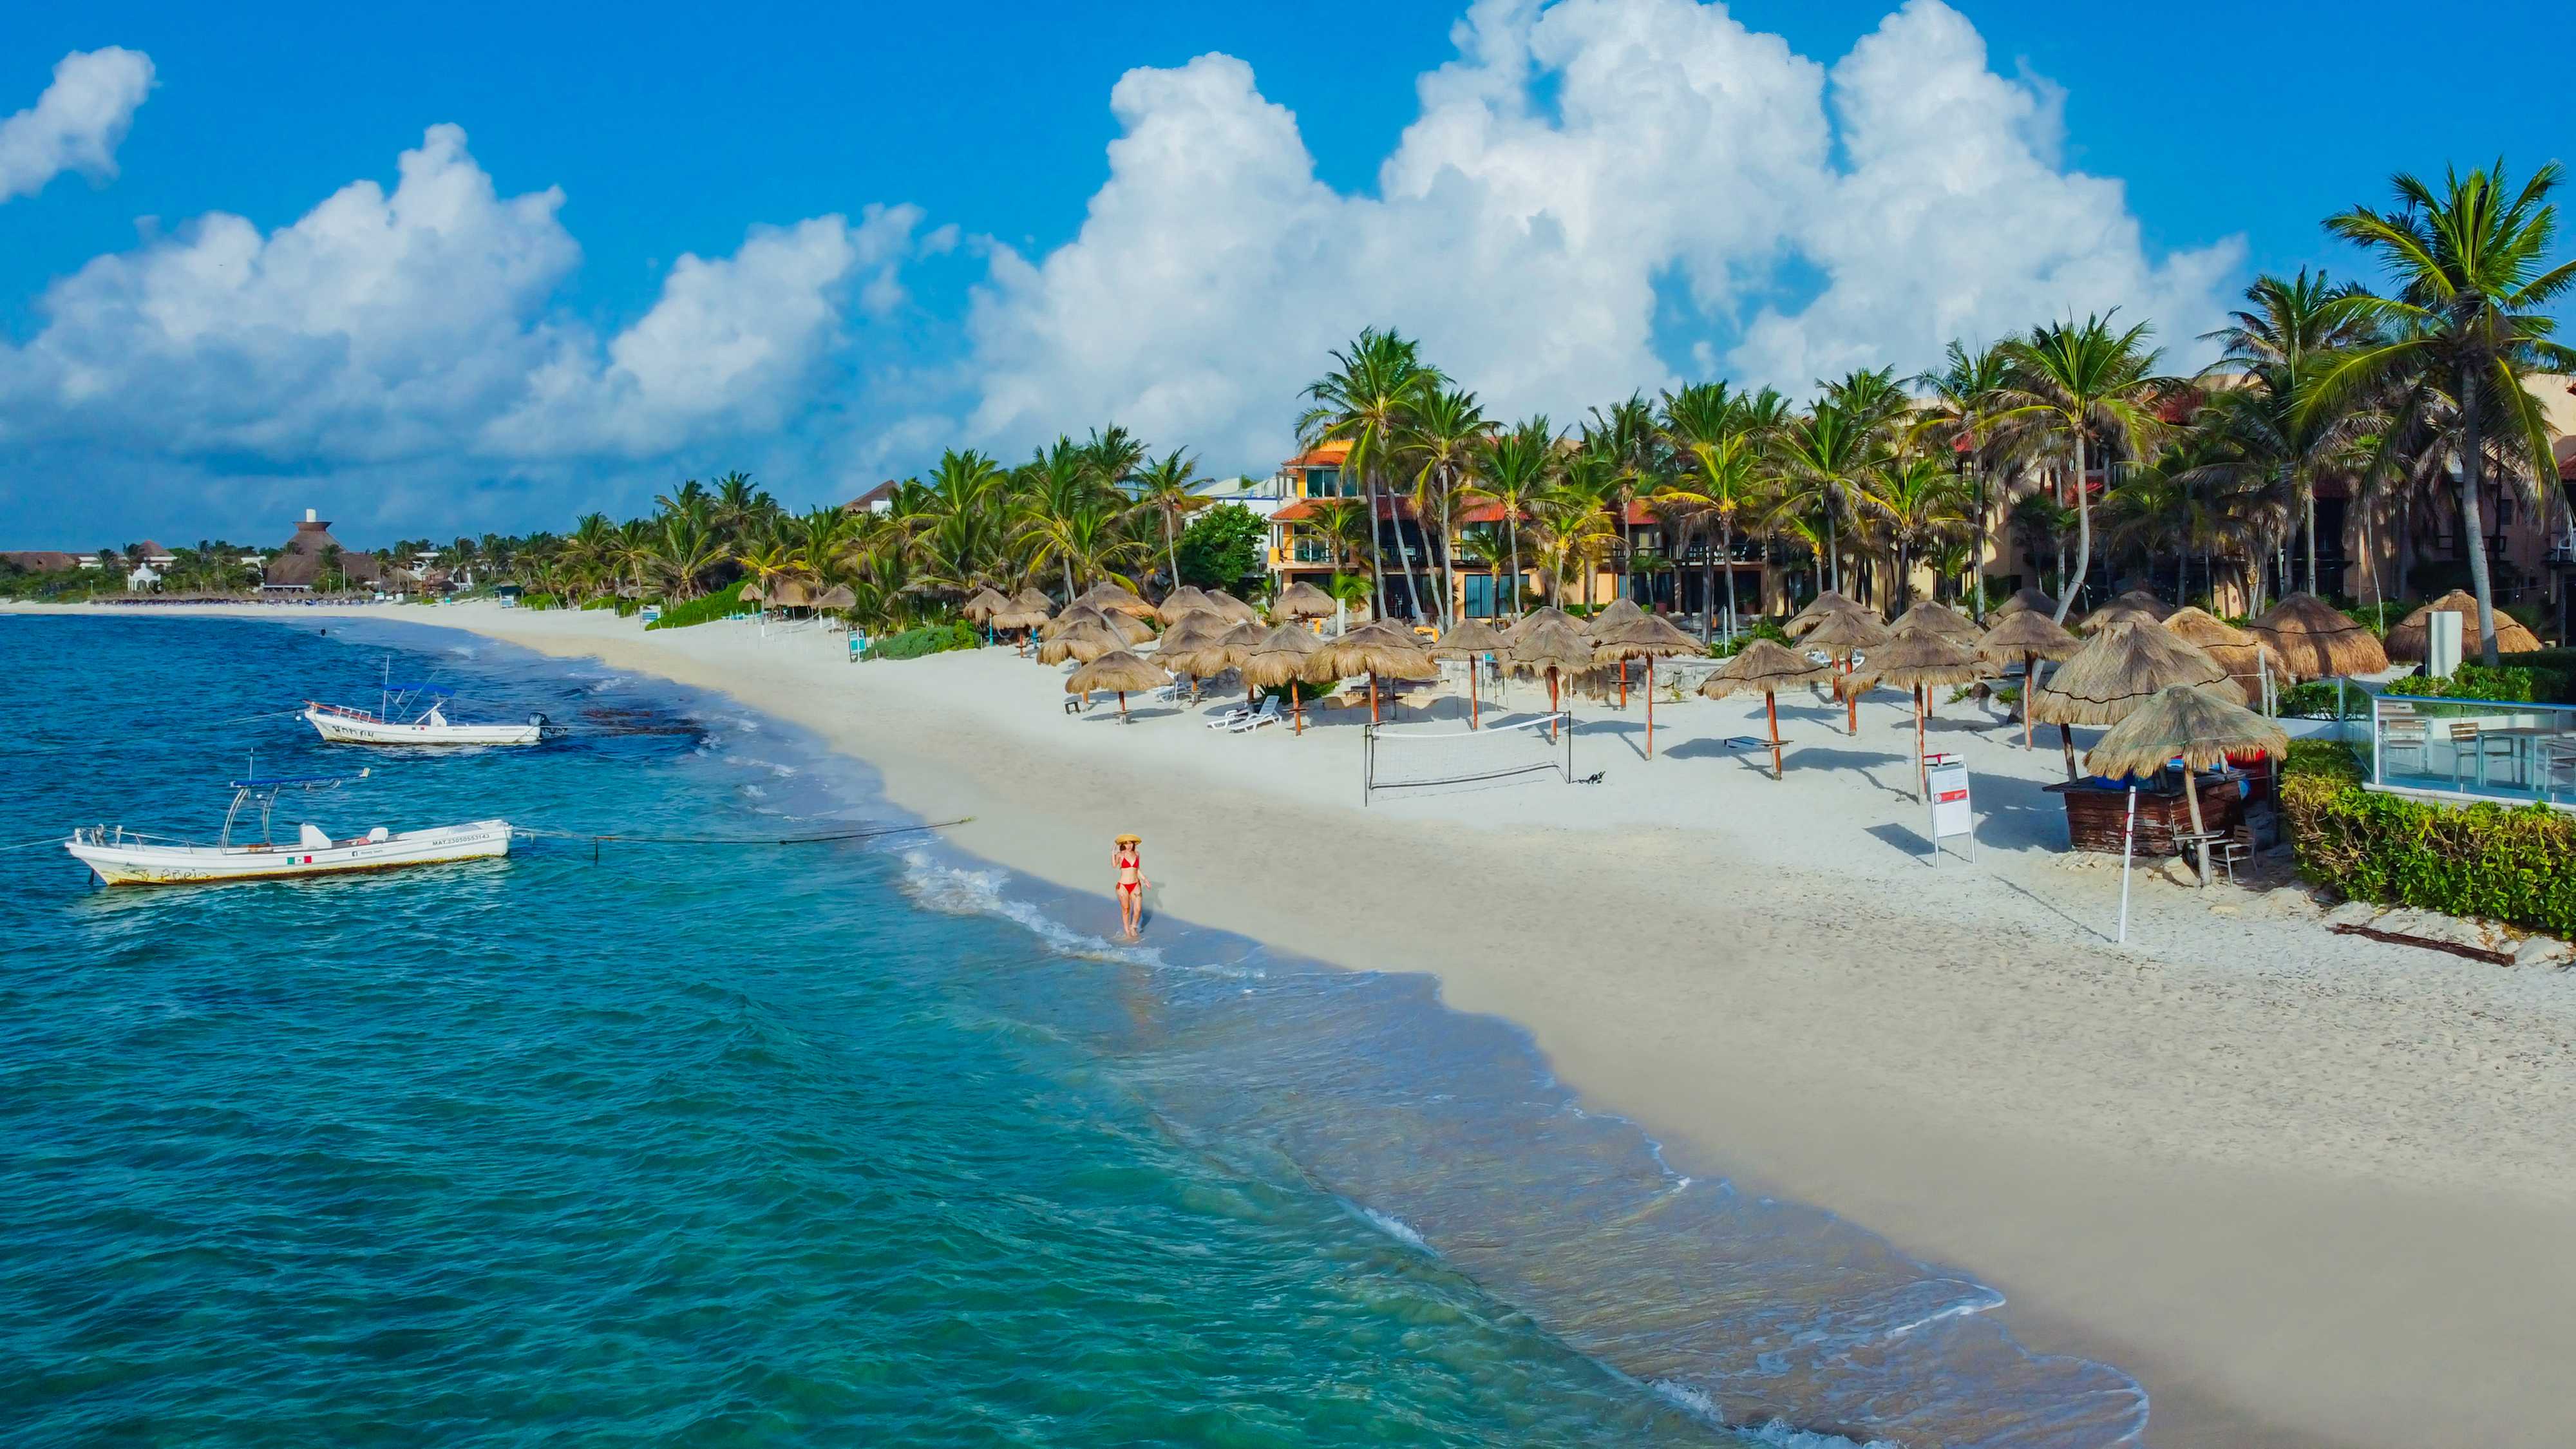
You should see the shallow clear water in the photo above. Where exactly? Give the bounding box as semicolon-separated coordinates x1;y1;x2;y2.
0;615;2145;1446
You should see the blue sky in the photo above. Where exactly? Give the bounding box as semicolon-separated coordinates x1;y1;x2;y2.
0;0;2568;547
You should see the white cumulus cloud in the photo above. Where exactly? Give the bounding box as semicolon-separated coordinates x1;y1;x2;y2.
958;0;2242;471
0;47;155;202
0;124;927;473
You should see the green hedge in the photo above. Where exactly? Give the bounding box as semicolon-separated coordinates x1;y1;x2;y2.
867;621;980;660
520;591;562;611
1708;618;1790;658
643;578;748;630
2280;740;2576;936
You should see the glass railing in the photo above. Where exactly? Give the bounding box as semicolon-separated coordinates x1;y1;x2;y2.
2364;691;2576;807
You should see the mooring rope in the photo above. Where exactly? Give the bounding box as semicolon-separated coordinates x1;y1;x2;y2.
512;817;969;847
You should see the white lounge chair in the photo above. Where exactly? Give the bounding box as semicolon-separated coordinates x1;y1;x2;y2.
1229;696;1283;733
1206;702;1252;729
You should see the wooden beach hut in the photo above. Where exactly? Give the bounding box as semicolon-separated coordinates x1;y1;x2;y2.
2026;620;2230;781
2081;683;2288;887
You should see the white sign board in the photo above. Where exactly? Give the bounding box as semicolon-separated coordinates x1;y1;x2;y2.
1924;756;1976;865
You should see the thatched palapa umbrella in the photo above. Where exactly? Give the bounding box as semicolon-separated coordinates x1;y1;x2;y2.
1428;618;1509;728
1315;625;1438;724
1785;590;1866;639
1841;630;1993;793
1978;609;2083;751
739;579;767;604
1041;603;1108;640
994;589;1054;651
2246;592;2387;680
1502;605;1579;646
1240;624;1329;732
1992;586;2056;620
2112;589;2174;621
1700;639;1830;779
1591;613;1702;756
1204;588;1263;626
2025;621;2229;779
768;576;815;609
1037;619;1121;666
2078;599;2161;632
1156;585;1216;623
1065;649;1170;722
2385;589;2542;662
2085;684;2288;893
1273;581;1336;621
2161;607;2284;706
1891;600;1982;642
1509;616;1595;741
961;587;1008;621
1582;598;1651;708
1075;582;1156;618
1801;607;1891;735
814;583;857;612
1162;619;1262;701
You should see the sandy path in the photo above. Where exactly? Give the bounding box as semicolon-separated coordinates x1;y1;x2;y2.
29;601;2576;1448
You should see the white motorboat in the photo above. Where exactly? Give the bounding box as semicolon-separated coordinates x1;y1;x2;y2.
304;664;556;746
65;770;512;887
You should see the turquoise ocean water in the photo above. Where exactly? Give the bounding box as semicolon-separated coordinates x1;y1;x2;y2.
0;615;2146;1446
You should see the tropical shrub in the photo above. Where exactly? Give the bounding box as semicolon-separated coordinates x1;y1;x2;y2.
1173;504;1269;591
2275;681;2368;719
643;578;749;630
867;621;980;661
2280;740;2576;936
1708;618;1790;658
520;592;561;611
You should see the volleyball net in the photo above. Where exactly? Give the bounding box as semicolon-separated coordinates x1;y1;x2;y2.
1362;712;1571;804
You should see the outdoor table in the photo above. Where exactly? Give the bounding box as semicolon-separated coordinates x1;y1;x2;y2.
2475;726;2570;792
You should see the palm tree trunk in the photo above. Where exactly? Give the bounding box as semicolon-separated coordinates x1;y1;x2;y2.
1163;509;1180;596
1508;520;1523;616
1700;520;1718;644
1361;465;1388;620
1826;504;1841;595
2459;381;2501;667
1437;482;1457;633
2302;477;2318;598
1061;556;1076;604
2055;435;2090;624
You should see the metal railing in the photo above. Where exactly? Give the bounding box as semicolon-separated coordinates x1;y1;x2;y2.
2363;690;2576;808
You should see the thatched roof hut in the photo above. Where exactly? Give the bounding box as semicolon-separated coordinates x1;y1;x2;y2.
1156;585;1217;623
2162;606;2284;705
2083;683;2289;781
2247;592;2388;679
1037;620;1121;666
767;576;815;609
2384;589;2543;662
1992;586;2056;619
814;583;857;611
263;512;393;590
961;587;1009;621
1890;600;1982;641
1273;581;1336;620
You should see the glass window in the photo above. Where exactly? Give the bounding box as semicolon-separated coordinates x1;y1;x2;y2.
1307;466;1342;498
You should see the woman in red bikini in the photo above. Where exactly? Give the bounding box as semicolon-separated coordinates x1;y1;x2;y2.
1113;833;1151;940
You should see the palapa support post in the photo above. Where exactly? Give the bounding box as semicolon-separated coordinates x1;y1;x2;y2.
1644;656;1656;757
1547;671;1560;742
1842;656;1859;735
2060;723;2078;781
1116;690;1128;723
1292;681;1303;734
1913;685;1927;797
2182;768;2212;887
1367;675;1380;724
2023;651;2038;750
1766;691;1783;780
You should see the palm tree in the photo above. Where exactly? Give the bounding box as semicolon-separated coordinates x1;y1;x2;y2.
1860;456;1971;611
2199;269;2378;597
2315;160;2576;663
1130;450;1207;596
1469;417;1557;616
653;513;728;601
1992;313;2172;623
1399;386;1492;631
1012;439;1106;601
1773;402;1884;601
1658;383;1768;641
1083;426;1150;495
709;472;777;542
1911;341;2016;618
1583;392;1661;601
1300;328;1441;621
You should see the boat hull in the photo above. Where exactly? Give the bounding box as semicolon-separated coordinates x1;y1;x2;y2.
66;820;514;886
304;706;542;746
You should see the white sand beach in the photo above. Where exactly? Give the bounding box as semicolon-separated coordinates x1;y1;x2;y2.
28;600;2576;1448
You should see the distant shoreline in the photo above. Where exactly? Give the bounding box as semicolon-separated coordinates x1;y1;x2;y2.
16;598;2576;1449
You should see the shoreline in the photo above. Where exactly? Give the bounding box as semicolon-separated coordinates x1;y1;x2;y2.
22;600;2576;1448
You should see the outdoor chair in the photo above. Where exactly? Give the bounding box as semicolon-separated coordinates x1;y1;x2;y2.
2212;824;2256;886
1206;703;1252;730
2380;717;2429;775
2539;738;2576;800
1229;697;1283;734
2448;720;2519;790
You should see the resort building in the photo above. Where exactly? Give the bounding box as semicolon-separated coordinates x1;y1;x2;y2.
0;550;82;574
263;509;399;592
844;481;900;515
